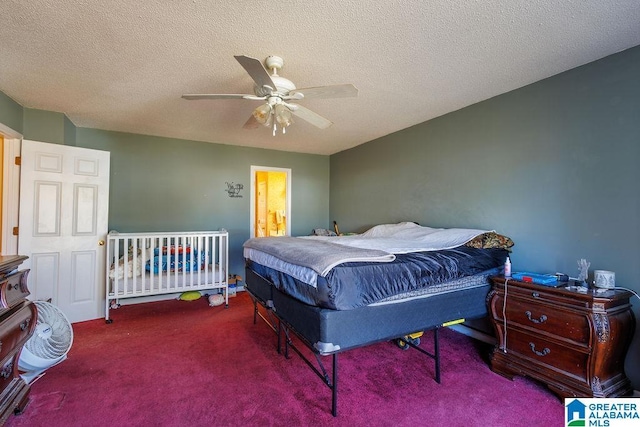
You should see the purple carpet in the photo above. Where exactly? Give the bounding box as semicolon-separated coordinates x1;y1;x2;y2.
8;292;563;426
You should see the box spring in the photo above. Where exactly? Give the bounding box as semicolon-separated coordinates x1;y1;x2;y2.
245;268;491;355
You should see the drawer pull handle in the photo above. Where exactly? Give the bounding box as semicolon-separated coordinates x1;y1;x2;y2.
1;363;12;379
529;342;550;357
532;292;540;298
20;319;30;331
525;311;547;324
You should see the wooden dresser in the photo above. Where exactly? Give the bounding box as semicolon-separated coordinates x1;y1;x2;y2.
488;276;635;398
0;255;35;425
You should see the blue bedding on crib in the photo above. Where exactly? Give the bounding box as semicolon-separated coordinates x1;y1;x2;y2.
145;245;204;274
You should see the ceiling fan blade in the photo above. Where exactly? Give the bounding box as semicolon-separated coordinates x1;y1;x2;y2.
243;114;260;129
290;105;333;129
182;94;254;100
290;84;358;100
234;55;278;92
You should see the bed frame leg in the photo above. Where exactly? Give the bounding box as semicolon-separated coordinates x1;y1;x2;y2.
332;353;338;417
278;318;284;356
434;327;441;384
404;327;441;384
252;299;258;324
254;308;340;417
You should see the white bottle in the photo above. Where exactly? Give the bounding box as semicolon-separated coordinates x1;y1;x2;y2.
504;256;511;277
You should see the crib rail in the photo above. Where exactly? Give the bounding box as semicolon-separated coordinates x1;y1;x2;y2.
105;230;228;322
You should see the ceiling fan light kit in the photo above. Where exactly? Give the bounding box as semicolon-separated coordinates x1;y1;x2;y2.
252;102;272;125
182;55;358;136
252;96;295;135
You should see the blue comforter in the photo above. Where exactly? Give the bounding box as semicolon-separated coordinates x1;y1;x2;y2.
247;246;507;310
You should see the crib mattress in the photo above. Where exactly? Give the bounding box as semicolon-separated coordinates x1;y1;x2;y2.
108;264;225;298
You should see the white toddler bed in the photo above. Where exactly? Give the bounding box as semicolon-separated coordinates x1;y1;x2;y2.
105;230;228;322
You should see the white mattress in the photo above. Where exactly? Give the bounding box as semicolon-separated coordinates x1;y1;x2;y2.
369;269;497;306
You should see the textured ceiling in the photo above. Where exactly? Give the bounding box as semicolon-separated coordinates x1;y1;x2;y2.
1;1;639;155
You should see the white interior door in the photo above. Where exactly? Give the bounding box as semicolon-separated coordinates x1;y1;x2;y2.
18;140;110;323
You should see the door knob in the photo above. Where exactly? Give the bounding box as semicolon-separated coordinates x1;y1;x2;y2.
98;240;105;246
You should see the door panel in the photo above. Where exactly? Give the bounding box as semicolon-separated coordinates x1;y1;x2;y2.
34;181;61;235
74;184;98;235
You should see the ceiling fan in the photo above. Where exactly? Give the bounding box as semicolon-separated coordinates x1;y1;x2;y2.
182;55;358;135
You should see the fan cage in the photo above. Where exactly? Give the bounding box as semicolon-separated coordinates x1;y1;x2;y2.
22;301;73;363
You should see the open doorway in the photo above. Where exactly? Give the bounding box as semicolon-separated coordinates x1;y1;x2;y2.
250;166;291;238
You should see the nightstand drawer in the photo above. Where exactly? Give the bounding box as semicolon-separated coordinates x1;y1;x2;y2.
493;294;590;343
503;328;589;381
0;270;30;313
0;358;16;394
0;303;35;364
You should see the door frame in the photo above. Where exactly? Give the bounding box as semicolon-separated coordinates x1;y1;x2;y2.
0;121;22;255
250;165;291;238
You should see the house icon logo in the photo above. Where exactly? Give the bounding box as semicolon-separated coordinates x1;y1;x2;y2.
566;399;586;426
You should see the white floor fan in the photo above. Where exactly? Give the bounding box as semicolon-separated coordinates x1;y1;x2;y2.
182;55;358;135
19;301;74;384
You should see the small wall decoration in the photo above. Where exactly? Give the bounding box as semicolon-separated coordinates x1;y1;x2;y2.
225;182;243;198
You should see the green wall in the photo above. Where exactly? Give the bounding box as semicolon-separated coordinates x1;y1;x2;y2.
0;91;23;134
23;108;66;144
64;115;77;146
77;128;330;276
330;45;640;387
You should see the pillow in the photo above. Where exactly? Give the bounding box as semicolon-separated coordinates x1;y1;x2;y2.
465;232;514;251
360;222;424;238
179;291;202;301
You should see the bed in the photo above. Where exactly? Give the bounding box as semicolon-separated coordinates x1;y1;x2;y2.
106;231;228;322
243;222;513;416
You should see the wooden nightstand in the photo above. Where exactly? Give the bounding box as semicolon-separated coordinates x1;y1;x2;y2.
488;276;635;398
0;255;35;424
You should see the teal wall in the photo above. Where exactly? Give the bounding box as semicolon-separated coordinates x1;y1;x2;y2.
77;128;330;276
23;108;66;144
330;45;640;387
0;91;23;134
64;115;77;146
